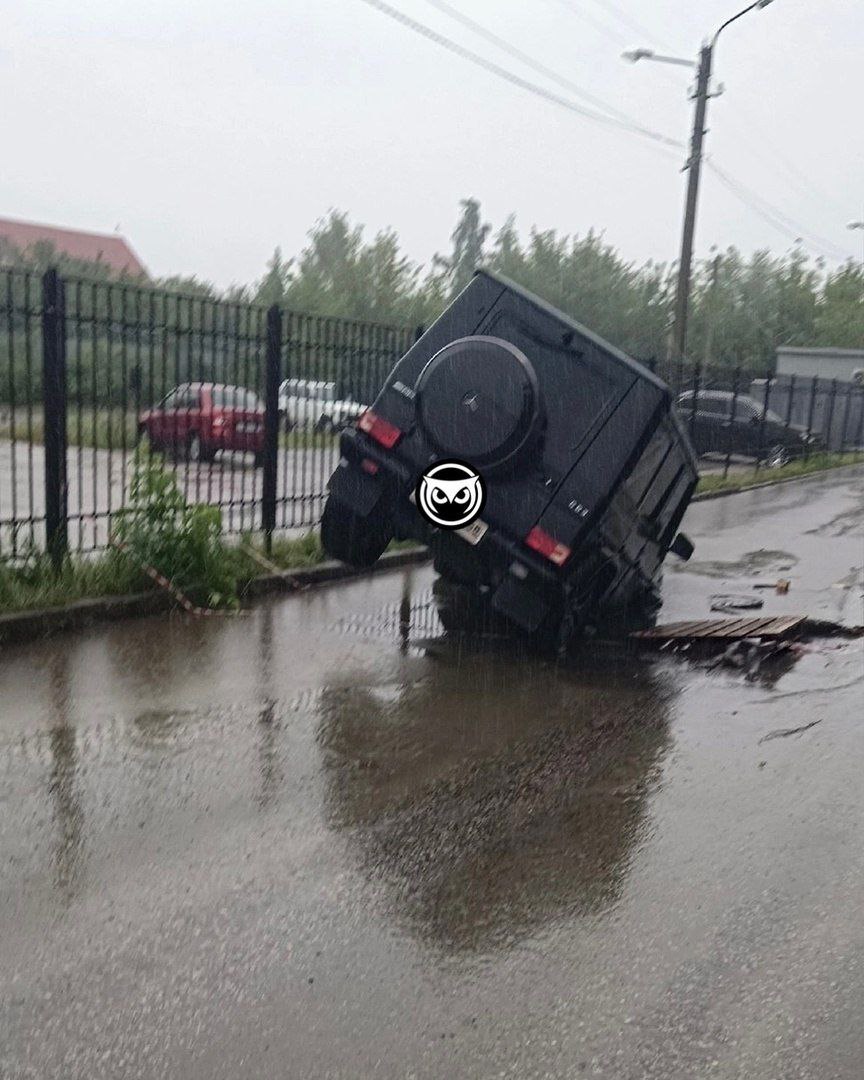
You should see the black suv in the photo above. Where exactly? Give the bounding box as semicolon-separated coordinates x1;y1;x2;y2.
322;271;697;641
676;390;821;467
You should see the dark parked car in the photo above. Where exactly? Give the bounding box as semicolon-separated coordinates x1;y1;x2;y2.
676;390;822;467
138;383;265;465
321;271;697;643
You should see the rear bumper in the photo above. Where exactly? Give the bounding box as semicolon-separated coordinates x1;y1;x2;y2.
328;430;569;632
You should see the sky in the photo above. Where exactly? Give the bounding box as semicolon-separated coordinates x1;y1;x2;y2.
1;0;862;289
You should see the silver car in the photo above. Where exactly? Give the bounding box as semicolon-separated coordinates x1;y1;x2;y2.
277;378;365;433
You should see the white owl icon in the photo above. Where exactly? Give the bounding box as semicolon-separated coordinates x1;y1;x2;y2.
416;461;486;529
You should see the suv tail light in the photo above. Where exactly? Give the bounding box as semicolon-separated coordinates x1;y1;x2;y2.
359;410;402;449
525;526;571;567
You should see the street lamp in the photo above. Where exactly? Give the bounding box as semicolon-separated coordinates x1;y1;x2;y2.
624;0;776;385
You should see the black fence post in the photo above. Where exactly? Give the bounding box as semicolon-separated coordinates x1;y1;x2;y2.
839;381;853;453
689;365;700;441
755;370;772;473
854;387;864;452
724;368;740;479
804;376;818;462
261;304;282;553
824;378;838;453
42;268;68;569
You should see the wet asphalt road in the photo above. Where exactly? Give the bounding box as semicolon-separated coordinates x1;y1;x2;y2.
1;468;863;1079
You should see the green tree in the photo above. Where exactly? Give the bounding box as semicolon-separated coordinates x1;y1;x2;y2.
434;197;491;298
813;263;864;347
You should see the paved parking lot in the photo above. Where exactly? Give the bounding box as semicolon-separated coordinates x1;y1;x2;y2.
0;438;336;550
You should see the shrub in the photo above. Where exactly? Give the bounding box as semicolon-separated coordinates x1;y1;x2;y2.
112;451;240;608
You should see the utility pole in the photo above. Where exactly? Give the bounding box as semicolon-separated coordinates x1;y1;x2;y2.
624;1;776;389
671;43;713;389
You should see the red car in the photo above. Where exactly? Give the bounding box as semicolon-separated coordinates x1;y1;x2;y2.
139;383;266;466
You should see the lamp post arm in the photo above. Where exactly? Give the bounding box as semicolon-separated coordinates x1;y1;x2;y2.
712;0;769;46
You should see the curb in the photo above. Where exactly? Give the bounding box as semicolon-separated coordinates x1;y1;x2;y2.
0;546;430;648
691;460;864;503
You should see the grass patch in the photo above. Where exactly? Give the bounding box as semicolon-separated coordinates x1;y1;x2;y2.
0;407;139;451
0;527;418;617
696;451;864;495
0;531;327;615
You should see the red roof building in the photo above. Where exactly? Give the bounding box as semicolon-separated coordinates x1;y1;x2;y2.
0;216;148;277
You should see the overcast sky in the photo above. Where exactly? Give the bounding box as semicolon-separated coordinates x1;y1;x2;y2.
2;0;861;287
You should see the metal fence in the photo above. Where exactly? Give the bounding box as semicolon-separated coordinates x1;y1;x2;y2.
677;364;864;477
2;268;862;565
1;267;415;563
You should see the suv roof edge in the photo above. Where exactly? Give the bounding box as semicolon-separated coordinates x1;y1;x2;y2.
472;268;670;396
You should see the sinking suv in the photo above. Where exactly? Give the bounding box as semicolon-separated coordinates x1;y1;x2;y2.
321;271;697;640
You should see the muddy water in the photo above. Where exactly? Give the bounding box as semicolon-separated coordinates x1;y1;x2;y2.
1;467;863;1079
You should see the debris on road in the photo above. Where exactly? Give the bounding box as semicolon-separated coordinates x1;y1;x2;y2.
632;615;806;644
710;594;765;612
801;617;864;638
759;719;823;744
707;638;796;680
752;579;791;593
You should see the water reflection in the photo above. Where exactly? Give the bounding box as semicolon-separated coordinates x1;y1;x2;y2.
255;602;282;810
317;639;675;954
46;651;85;903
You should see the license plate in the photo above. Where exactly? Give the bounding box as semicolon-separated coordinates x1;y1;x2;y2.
408;490;487;545
455;518;488;545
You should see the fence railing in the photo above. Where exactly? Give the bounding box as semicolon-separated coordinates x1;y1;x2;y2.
1;267;416;563
2;269;863;565
676;364;864;478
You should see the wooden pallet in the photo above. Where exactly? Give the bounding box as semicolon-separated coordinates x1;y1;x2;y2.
631;615;806;643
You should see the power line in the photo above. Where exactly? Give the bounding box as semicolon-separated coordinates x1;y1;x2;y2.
588;0;673;52
705;160;849;260
355;0;847;263
549;0;630;48
721;118;852;221
356;0;683;149
422;0;643;127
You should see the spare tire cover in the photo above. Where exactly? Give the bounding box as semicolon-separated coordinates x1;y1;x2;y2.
415;336;541;467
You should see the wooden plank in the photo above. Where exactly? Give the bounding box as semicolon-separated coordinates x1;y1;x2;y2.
716;617;775;638
632;615;807;643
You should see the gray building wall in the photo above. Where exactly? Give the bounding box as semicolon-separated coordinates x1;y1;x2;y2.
776;347;864;384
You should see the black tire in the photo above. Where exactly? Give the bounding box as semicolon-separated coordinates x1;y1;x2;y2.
253;450;264;468
764;444;790;469
415;336;543;470
320;498;392;568
432;578;497;637
432;577;566;643
188;433;216;464
315;414;333;435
